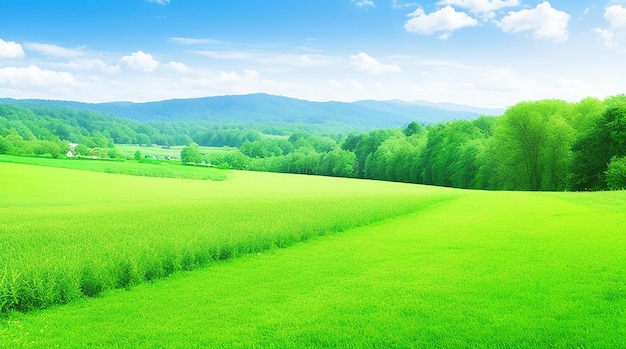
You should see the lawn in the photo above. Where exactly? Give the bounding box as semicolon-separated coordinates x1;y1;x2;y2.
1;160;625;347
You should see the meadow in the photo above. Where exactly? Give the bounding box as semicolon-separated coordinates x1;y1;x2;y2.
1;159;625;347
0;160;452;314
0;154;228;181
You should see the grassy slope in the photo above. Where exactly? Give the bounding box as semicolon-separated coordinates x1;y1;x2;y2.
0;161;453;313
1;163;625;347
0;154;229;181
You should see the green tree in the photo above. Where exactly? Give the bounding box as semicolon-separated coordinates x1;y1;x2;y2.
134;150;142;161
180;143;202;164
74;144;91;156
606;156;626;190
0;136;8;154
403;121;424;136
569;103;626;191
488;100;574;191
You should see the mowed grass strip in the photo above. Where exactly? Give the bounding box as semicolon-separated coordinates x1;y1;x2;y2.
0;161;455;313
0;154;229;181
1;189;624;347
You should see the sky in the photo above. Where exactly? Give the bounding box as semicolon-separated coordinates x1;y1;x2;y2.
1;0;625;108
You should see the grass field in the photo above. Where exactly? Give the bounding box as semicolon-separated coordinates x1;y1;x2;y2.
0;154;228;181
0;160;451;313
1;159;625;347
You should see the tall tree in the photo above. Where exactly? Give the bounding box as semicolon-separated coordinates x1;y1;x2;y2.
569;102;626;190
488;100;574;191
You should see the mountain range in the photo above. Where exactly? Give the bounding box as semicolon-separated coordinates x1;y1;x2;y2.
1;93;504;130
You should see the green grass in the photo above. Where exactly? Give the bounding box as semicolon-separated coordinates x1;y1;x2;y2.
1;161;625;347
0;154;229;181
0;161;451;314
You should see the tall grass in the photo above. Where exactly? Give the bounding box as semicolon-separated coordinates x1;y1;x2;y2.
0;161;454;313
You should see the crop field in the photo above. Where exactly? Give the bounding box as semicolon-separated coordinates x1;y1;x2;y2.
1;159;625;347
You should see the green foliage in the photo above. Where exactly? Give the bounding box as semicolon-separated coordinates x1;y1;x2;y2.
487;100;574;190
606;156;626;190
569;103;626;191
403;121;424;136
180;143;202;164
3;95;626;192
0;136;8;154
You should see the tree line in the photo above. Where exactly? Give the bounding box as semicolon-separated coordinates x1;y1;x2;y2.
188;95;626;191
2;95;626;191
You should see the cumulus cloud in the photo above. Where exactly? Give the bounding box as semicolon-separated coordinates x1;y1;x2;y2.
605;5;626;29
405;6;478;38
165;61;191;73
594;5;626;51
352;0;375;8
66;58;120;73
349;52;401;74
0;38;25;59
436;0;519;13
497;2;570;41
23;42;83;57
120;50;159;72
0;65;77;88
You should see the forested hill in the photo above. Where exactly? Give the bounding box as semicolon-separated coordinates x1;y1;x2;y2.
0;93;501;129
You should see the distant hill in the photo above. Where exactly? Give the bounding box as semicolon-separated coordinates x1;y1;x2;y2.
0;93;502;130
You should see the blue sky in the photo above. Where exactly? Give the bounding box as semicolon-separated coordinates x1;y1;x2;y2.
1;0;625;108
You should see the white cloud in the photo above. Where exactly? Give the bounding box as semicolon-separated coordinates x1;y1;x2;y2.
436;0;519;13
349;52;401;74
0;38;25;59
497;2;570;41
191;50;258;60
120;50;159;72
352;0;375;8
23;42;83;58
66;58;120;73
392;0;417;9
145;0;169;4
218;69;260;83
405;6;478;37
595;28;617;49
170;37;219;45
605;5;626;28
0;65;77;88
165;61;191;73
594;5;626;51
263;54;338;67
